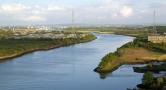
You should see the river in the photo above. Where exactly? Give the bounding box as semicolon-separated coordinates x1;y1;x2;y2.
0;34;143;90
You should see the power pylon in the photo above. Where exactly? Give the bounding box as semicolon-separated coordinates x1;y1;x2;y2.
72;10;74;28
153;10;157;34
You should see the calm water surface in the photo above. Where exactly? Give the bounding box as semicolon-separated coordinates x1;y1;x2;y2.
0;34;143;90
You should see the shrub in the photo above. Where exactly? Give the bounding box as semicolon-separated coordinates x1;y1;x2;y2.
142;72;154;86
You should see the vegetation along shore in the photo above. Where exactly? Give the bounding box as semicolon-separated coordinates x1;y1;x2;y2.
94;37;166;73
94;27;166;74
127;63;166;90
0;30;96;61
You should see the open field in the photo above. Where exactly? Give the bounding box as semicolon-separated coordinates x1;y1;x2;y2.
94;38;166;73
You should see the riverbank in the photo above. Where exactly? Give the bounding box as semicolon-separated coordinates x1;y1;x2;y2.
0;34;96;61
94;38;166;73
130;64;166;90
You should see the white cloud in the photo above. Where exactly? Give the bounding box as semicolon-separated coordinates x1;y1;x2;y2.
0;0;166;25
120;6;133;17
0;3;69;22
0;3;28;13
23;15;45;21
47;6;66;11
80;0;134;19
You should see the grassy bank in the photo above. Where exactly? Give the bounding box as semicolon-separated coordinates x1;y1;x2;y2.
0;34;96;61
94;38;166;73
66;26;150;38
66;26;166;35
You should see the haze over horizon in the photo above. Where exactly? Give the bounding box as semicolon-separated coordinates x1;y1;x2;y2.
0;0;166;25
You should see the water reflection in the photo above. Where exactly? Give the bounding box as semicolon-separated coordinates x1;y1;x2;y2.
0;34;142;90
98;64;145;79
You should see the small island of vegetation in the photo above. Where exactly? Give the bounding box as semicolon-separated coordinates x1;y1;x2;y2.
126;63;166;90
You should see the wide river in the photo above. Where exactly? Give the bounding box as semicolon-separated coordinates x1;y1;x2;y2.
0;34;144;90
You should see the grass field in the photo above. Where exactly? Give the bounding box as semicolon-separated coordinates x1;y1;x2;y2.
94;38;166;73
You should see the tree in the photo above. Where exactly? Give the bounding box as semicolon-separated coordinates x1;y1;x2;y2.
142;72;154;86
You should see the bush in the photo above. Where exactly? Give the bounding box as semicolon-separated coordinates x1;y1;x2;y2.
142;72;154;86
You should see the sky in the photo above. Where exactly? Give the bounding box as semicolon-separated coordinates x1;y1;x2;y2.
0;0;166;25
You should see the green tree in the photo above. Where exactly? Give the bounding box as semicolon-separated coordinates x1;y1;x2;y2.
142;72;154;86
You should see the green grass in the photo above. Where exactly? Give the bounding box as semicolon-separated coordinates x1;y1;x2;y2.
95;38;166;73
65;26;150;38
0;34;96;60
0;30;13;39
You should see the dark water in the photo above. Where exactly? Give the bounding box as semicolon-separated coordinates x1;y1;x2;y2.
0;34;143;90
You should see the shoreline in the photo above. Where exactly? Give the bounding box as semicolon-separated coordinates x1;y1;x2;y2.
0;45;61;61
94;36;166;74
95;59;166;73
0;35;96;62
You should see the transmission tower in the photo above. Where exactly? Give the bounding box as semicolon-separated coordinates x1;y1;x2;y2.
72;10;74;28
153;10;157;34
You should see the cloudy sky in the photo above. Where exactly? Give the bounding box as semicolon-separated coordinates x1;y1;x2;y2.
0;0;166;25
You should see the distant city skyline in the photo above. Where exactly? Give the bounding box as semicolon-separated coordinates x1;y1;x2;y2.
0;0;166;25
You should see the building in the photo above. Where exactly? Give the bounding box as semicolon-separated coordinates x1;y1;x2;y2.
148;35;166;43
147;10;166;43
